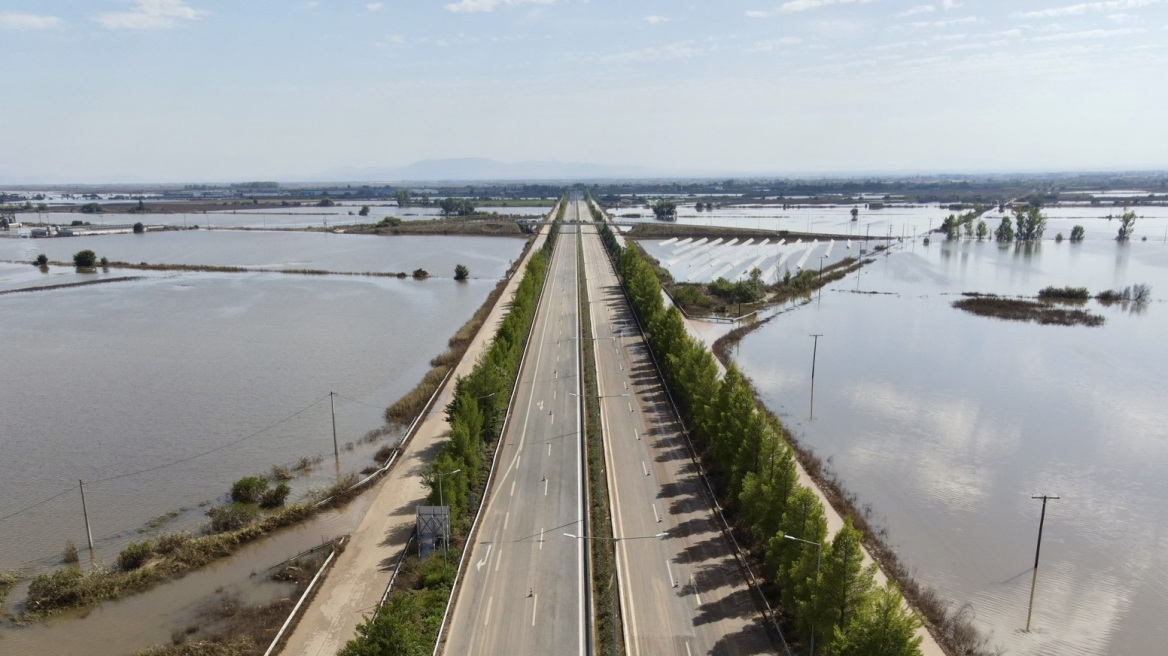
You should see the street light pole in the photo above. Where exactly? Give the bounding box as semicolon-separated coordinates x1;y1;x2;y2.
436;468;462;567
783;533;822;656
1025;494;1059;632
809;334;823;421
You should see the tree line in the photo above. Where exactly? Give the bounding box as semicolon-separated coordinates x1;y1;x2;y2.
597;220;923;655
339;199;564;655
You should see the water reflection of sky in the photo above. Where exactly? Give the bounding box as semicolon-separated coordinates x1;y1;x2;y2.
12;203;550;229
723;239;1168;656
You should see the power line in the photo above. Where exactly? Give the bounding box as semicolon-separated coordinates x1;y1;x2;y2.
332;391;389;411
88;393;331;485
0;486;76;525
0;393;332;524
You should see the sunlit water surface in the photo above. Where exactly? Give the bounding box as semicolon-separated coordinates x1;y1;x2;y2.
720;238;1168;656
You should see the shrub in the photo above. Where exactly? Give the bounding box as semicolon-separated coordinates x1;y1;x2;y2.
412;268;429;280
1038;286;1090;301
270;465;292;481
230;476;268;504
454;263;469;281
117;540;155;571
73;249;97;268
155;532;191;555
63;541;79;564
377;216;402;228
259;482;291;509
100;256;109;268
206;503;260;533
35;253;48;266
1070;225;1085;242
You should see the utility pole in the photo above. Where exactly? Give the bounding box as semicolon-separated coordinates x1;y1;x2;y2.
79;480;94;553
330;391;338;458
809;334;823;420
1026;494;1060;632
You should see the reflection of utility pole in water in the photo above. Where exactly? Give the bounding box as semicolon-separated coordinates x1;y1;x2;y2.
330;391;339;458
808;334;823;421
1026;494;1060;632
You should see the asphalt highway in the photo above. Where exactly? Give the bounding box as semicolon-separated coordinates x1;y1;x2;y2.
442;211;587;655
580;222;774;656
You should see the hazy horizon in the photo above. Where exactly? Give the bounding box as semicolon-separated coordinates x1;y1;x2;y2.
2;0;1165;182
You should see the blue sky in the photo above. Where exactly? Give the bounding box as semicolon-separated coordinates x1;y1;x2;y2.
1;0;1166;182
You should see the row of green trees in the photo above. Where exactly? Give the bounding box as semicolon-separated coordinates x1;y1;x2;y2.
598;220;922;655
339;198;563;655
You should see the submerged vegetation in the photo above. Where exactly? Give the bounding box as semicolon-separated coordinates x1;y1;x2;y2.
957;283;1152;325
953;294;1105;326
134;547;334;656
20;471;360;618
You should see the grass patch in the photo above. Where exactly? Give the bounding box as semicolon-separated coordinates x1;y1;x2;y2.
354;216;526;236
1;570;18;605
143;509;184;532
22;496;337;618
954;294;1105;326
578;229;624;655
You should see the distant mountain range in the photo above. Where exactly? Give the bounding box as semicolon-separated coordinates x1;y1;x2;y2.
312;158;661;183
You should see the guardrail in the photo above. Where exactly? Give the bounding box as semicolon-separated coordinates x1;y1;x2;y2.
262;535;347;656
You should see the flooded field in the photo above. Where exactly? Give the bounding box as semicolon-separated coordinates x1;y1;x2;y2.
13;202;548;230
726;237;1168;655
0;233;525;576
611;202;1168;244
0;230;522;278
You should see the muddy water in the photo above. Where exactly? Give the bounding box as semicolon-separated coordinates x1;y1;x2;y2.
729;238;1168;655
0;497;370;655
0;231;524;573
0;230;524;277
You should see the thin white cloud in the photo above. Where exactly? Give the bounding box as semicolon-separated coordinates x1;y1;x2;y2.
644;15;670;25
941;0;962;8
304;1;319;8
366;2;384;11
897;5;935;16
746;0;873;18
910;15;980;28
1106;12;1142;21
600;42;701;64
749;36;804;51
96;0;204;30
0;12;62;30
1017;0;1157;19
1031;26;1145;40
444;0;553;13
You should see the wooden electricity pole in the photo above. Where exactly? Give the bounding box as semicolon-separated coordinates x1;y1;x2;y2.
1026;494;1059;632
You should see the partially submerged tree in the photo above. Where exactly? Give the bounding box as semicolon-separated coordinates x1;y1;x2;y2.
1014;206;1047;242
994;215;1015;243
651;199;677;220
73;249;97;268
1117;209;1137;241
454;264;469;281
